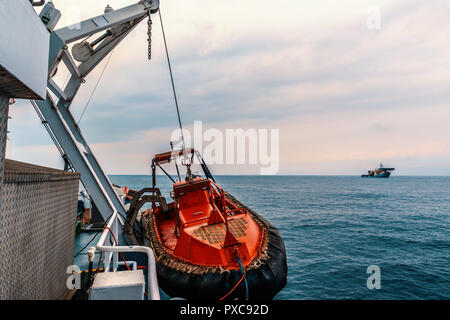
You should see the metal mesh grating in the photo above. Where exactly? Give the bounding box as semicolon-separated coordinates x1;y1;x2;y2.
0;160;80;299
193;217;248;245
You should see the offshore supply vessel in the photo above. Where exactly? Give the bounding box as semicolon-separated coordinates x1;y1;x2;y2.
361;163;395;178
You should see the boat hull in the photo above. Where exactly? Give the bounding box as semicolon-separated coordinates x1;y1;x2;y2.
146;192;287;300
361;172;391;178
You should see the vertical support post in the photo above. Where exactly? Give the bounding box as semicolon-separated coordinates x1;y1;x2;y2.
113;216;119;271
104;240;112;273
0;95;10;299
0;95;9;215
0;95;8;189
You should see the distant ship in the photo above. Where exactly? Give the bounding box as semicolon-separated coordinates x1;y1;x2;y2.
361;163;395;178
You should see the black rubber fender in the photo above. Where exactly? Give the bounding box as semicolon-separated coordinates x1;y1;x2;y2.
154;221;287;300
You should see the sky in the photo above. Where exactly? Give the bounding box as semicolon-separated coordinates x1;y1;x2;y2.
6;0;450;175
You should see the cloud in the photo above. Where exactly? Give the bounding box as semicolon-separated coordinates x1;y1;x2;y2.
6;144;63;169
6;0;450;175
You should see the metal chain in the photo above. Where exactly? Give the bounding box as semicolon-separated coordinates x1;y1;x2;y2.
147;15;152;60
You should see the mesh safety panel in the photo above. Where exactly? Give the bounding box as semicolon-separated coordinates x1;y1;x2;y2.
0;159;80;300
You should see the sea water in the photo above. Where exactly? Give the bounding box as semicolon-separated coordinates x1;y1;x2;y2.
79;175;450;300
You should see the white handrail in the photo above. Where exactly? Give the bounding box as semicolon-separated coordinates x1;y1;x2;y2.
96;211;160;300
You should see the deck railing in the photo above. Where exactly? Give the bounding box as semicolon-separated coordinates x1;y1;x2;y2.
96;211;160;300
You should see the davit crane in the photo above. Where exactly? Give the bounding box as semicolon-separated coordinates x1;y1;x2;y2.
32;1;160;221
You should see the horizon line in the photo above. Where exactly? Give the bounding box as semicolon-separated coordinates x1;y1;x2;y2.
108;174;450;177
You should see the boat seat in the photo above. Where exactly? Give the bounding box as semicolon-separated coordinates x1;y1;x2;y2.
178;189;213;226
173;179;211;197
174;180;215;226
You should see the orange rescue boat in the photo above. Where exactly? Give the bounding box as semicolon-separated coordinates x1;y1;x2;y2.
123;148;287;300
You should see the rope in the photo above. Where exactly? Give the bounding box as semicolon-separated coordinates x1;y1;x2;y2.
103;226;131;271
73;212;118;258
30;100;65;159
158;8;186;150
96;251;103;274
237;256;249;300
77;50;114;125
219;256;248;301
74;232;101;258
